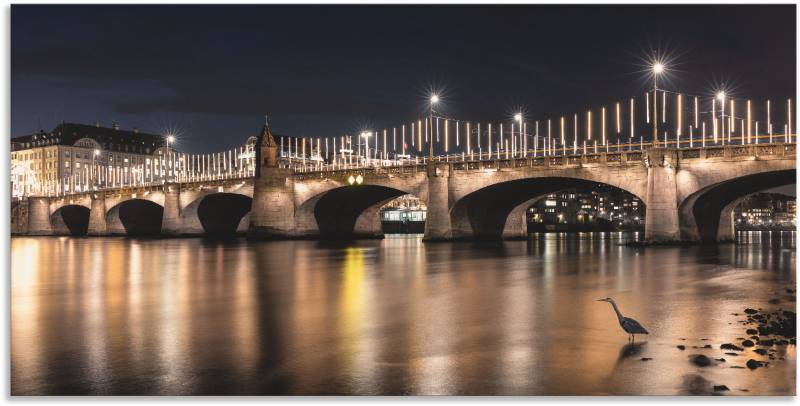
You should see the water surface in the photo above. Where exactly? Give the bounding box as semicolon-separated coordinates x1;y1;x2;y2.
10;232;796;395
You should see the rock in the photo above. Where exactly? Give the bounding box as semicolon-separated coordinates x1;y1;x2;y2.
690;354;711;367
677;345;686;350
746;359;762;369
703;344;712;348
724;352;738;356
721;343;743;351
742;340;755;347
753;349;768;355
715;358;726;362
744;308;758;314
750;335;759;340
713;385;730;392
758;339;774;346
730;366;745;369
641;357;653;361
746;329;758;335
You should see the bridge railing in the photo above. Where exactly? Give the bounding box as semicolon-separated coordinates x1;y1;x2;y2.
290;134;796;173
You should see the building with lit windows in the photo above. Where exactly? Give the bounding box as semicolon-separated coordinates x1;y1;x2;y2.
735;193;796;229
527;184;645;232
11;122;172;197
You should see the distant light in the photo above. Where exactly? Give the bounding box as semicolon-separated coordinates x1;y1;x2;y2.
167;135;175;143
93;149;100;156
355;175;364;185
514;113;523;121
717;91;726;101
430;94;440;104
348;175;355;185
653;63;664;74
361;131;371;138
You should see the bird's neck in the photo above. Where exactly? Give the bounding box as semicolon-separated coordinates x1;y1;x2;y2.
609;301;624;323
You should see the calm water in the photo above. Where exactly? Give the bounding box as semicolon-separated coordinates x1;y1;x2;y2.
10;232;797;395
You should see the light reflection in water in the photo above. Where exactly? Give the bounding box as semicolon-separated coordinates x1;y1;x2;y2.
10;232;796;395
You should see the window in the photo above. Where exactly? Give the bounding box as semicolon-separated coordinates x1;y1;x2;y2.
64;162;70;168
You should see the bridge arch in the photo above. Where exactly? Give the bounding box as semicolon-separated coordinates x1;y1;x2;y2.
450;176;647;240
50;205;91;236
678;169;795;242
195;193;253;236
105;199;164;236
294;173;426;239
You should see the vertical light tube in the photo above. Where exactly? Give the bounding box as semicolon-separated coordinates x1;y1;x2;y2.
466;122;471;154
615;102;621;134
587;110;593;141
661;90;666;123
767;100;772;140
677;93;682;137
444;120;449;152
747;100;752;144
402;125;406;156
694;96;699;128
488;123;492;156
788;98;793;142
601;107;606;145
573;113;578;154
560;116;565;155
456;121;460;147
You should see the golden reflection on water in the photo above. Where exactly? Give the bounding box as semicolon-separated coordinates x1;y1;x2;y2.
10;233;797;395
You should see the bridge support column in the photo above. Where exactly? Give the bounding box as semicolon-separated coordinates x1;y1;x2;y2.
27;196;53;236
87;194;108;236
248;168;297;239
161;183;182;236
716;198;742;243
503;197;540;240
423;163;452;241
644;148;681;243
353;204;384;239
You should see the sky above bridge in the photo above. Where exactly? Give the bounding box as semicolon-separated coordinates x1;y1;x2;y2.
11;4;796;156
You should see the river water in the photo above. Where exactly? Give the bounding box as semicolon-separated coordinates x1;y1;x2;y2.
10;232;796;395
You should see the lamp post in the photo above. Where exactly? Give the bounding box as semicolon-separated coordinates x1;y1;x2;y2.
166;135;175;182
429;94;439;167
360;132;371;166
514;113;523;157
92;149;100;189
716;91;726;145
652;62;664;147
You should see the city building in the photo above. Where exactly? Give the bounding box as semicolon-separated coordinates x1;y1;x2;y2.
527;185;645;232
735;193;796;229
11;122;172;197
380;195;427;233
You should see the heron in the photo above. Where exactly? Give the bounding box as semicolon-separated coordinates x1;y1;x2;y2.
597;298;649;341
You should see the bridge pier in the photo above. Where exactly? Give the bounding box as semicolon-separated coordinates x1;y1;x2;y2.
161;183;182;236
643;148;681;243
248;168;299;239
353;204;384;239
27;197;53;236
423;163;452;241
87;195;108;236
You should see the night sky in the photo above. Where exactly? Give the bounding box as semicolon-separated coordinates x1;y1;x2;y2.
11;4;796;155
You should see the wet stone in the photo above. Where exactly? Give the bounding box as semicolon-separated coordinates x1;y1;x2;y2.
742;340;755;347
641;357;653;361
690;354;711;367
721;343;743;351
753;349;768;355
677;345;686;350
744;308;759;314
746;329;758;335
715;358;726;362
746;359;762;369
713;385;730;392
724;352;738;356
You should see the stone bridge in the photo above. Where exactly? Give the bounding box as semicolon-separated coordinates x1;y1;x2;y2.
13;137;796;243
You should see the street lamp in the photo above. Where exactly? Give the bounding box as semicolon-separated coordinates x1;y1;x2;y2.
428;94;439;167
360;131;371;165
717;91;726;144
652;62;664;146
92;149;100;189
515;113;523;157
